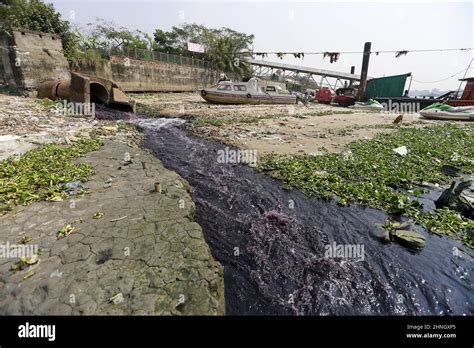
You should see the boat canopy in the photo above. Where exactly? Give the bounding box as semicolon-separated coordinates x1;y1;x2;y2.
215;78;262;93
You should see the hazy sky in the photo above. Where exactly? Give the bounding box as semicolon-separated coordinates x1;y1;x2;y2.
50;0;473;91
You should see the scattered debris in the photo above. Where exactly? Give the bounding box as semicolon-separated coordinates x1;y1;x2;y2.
395;50;408;58
10;254;40;272
435;179;474;219
393;146;408;156
154;182;162;193
323;52;340;63
293;53;304;59
440;165;460;177
23;271;35;281
93;211;104;219
103;177;115;188
18;235;32;244
96;126;118;136
109;292;124;305
62;180;87;195
110;216;127;222
393;230;427;250
57;224;75;239
50;270;63;278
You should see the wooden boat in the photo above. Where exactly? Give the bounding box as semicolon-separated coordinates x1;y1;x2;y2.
420;103;474;121
200;78;297;105
334;87;356;107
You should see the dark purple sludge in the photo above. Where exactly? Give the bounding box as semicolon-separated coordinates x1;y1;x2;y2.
141;121;473;316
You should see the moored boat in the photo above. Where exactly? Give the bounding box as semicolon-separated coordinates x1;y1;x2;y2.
348;99;384;111
419;103;474;121
200;78;297;105
334;87;357;107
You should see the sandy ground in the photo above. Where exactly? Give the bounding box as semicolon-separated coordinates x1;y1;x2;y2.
133;92;435;155
0;93;141;160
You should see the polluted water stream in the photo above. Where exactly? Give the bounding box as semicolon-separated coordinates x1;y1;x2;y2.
101;112;473;315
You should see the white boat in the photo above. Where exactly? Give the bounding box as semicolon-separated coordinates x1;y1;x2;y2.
420;103;474;121
200;78;297;105
348;99;384;111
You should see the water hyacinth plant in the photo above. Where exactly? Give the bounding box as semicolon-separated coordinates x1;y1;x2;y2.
260;124;474;247
0;138;103;213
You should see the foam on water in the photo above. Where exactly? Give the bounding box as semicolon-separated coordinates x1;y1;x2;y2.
133;118;186;130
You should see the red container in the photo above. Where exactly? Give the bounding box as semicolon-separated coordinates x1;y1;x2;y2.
316;87;333;104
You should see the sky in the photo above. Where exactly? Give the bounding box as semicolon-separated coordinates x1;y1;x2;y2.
50;0;473;91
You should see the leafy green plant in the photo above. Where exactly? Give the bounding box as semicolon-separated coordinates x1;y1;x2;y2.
0;0;77;59
57;224;75;239
0;138;103;213
259;124;474;246
93;211;104;219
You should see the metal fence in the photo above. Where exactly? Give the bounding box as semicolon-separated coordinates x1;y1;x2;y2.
84;47;212;69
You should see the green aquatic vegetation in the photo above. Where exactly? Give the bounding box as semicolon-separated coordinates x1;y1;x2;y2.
57;224;75;239
306;110;355;117
0;138;103;213
191;116;263;127
135;102;162;118
413;208;474;239
259;124;474;246
93;211;104;219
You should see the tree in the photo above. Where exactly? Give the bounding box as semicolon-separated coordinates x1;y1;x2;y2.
0;0;76;58
86;18;154;52
153;23;254;77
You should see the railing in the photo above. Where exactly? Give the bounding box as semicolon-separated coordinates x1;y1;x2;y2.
83;47;212;69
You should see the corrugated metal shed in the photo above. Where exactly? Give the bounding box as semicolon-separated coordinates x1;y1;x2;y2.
365;73;411;98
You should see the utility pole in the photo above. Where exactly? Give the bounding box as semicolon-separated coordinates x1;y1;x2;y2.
456;58;473;98
349;66;355;87
358;42;371;101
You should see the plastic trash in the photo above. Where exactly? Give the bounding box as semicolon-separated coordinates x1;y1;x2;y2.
393;146;408;156
61;180;86;195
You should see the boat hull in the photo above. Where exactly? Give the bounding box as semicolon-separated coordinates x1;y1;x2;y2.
420;111;474;121
201;90;297;105
349;102;384;112
334;95;356;107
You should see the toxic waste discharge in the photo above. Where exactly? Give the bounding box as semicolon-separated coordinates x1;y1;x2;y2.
135;118;472;316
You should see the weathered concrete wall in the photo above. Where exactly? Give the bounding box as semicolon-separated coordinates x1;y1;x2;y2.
0;28;230;93
74;56;220;92
0;36;10;85
1;29;70;90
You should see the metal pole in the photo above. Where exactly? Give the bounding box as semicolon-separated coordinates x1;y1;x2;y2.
358;42;371;101
456;58;473;98
349;66;355;87
406;74;413;96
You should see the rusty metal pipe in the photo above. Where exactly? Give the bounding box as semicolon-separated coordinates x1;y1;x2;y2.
56;80;71;100
36;72;134;112
36;80;62;99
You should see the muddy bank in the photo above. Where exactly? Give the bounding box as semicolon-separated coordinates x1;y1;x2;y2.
143;123;473;315
132;91;432;155
0;140;224;315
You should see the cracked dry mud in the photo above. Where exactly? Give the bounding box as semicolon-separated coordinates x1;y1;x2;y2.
0;140;224;315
